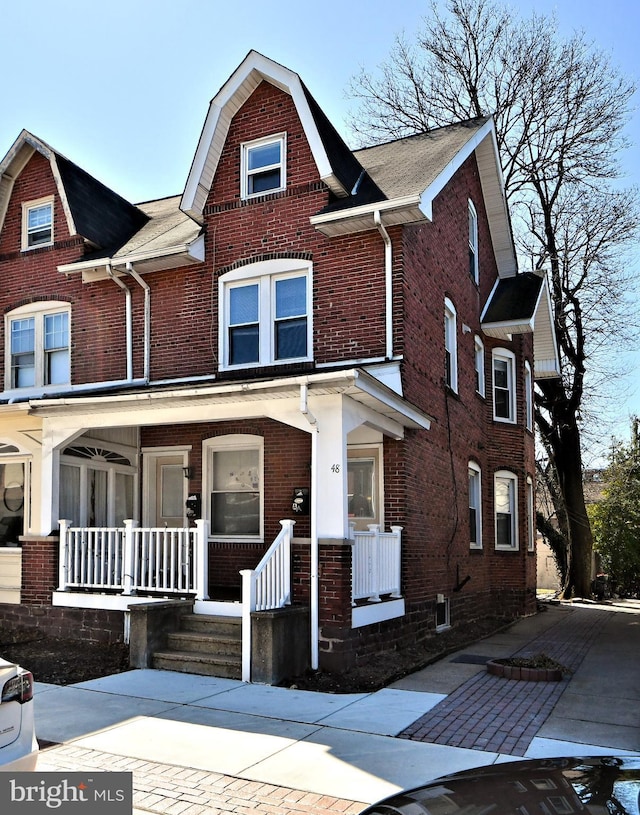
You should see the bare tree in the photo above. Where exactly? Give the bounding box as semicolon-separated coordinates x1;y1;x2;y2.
348;0;640;597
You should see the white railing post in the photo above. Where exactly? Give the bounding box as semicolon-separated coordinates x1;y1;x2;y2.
367;524;381;602
122;520;137;596
195;519;209;600
240;568;256;682
57;519;72;591
390;526;403;597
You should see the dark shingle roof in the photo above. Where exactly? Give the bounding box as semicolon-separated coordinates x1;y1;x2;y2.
482;272;545;323
56;153;149;254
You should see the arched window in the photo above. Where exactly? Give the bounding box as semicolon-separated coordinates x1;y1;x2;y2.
494;470;518;550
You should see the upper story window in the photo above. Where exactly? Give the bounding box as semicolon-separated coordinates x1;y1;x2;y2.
22;196;53;250
495;469;518;550
474;335;485;396
468;199;479;283
444;298;458;392
469;461;482;549
241;134;286;199
492;348;516;423
220;259;312;370
5;303;70;391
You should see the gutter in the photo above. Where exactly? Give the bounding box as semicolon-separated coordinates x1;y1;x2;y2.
374;211;394;360
125;262;151;383
106;263;133;381
299;383;319;671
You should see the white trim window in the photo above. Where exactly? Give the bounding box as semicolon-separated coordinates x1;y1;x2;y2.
527;475;535;552
495;470;518;550
469;462;482;549
436;595;450;632
444;298;458;392
59;441;136;527
474;335;485;396
524;360;533;430
241;134;286;199
5;302;70;391
22;196;54;250
492;348;516;423
220;259;312;370
204;434;263;540
468;199;479;283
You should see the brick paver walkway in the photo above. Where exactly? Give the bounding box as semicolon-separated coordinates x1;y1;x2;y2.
38;744;366;815
398;607;610;756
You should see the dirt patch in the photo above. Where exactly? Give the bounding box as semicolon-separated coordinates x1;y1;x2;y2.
1;634;130;686
280;614;516;693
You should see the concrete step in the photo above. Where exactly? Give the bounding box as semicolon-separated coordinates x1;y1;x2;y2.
180;614;242;638
152;649;241;679
165;629;241;656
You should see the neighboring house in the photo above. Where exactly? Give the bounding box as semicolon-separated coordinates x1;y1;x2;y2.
0;51;559;682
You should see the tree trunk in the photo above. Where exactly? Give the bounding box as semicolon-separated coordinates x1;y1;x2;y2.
552;419;594;598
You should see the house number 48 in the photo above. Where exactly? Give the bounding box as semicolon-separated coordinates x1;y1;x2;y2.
331;464;341;473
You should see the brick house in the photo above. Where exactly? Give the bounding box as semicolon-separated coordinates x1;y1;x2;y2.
0;51;559;682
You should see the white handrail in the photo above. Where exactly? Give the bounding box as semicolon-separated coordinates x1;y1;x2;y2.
240;519;295;682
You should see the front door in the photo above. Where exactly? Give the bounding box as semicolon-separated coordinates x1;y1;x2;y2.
142;452;188;528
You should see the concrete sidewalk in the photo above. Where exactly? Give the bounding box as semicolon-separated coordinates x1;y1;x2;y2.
34;600;640;814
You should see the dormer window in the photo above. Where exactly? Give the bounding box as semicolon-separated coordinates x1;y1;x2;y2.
22;196;53;250
241;134;286;199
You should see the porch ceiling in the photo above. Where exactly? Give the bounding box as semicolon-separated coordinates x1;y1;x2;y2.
26;369;432;434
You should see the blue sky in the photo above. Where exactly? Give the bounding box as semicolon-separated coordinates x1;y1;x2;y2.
1;0;638;450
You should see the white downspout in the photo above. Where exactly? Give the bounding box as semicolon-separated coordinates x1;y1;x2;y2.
125;262;151;382
300;383;319;671
106;263;133;381
374;211;393;360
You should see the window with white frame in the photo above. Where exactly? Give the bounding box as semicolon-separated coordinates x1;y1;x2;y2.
492;348;516;422
524;360;533;430
436;594;450;631
241;134;286;199
59;443;135;527
468;199;479;283
444;298;458;392
220;259;311;369
22;197;53;250
495;470;518;550
469;462;482;548
474;335;485;396
527;475;535;552
205;435;263;539
5;302;70;390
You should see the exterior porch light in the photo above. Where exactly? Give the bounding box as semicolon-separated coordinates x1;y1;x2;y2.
182;466;193;479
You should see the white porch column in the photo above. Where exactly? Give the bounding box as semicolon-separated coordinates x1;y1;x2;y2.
39;422;85;536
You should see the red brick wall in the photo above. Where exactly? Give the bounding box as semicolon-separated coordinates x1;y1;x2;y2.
20;536;58;605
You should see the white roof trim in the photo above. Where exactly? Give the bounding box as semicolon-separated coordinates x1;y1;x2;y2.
181;51;349;222
0;130;77;237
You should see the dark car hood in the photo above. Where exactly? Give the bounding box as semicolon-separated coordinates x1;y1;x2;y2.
361;756;640;815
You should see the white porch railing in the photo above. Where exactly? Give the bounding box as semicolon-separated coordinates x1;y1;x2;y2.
240;519;295;682
350;523;403;604
58;519;210;599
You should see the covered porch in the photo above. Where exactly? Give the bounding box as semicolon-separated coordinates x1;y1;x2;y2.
14;367;431;680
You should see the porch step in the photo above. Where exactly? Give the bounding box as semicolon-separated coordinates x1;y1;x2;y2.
152;613;242;679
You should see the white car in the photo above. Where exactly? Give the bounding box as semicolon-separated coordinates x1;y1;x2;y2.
0;657;38;771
